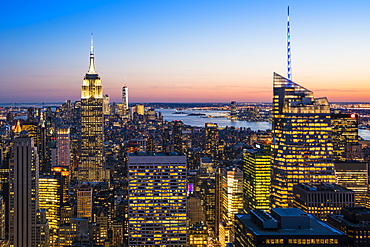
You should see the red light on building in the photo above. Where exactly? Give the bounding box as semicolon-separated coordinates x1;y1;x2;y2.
350;113;356;118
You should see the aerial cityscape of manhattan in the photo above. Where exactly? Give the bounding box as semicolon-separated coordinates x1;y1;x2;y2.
1;1;370;246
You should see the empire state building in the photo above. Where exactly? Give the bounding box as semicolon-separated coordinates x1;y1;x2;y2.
79;36;106;182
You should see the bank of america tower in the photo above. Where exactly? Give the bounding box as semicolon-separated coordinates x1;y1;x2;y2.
271;73;336;208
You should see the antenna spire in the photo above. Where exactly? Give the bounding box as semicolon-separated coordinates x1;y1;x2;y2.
90;33;94;56
88;33;96;74
287;6;292;81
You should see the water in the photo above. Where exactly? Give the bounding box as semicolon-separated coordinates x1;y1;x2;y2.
0;102;63;108
359;129;370;141
157;108;271;131
157;108;370;140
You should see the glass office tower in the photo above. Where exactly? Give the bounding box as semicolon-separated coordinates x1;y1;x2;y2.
271;73;336;208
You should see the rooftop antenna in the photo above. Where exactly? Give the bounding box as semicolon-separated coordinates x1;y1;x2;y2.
88;33;96;74
287;6;292;82
90;32;94;56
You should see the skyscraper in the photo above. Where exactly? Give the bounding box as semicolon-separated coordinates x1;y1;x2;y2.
271;73;336;208
9;136;40;247
230;101;237;120
79;35;105;182
334;162;368;207
244;144;271;211
219;167;243;245
205;123;219;161
77;183;93;221
39;175;62;245
331;112;359;161
122;85;129;117
103;94;111;115
127;153;187;247
57;127;70;168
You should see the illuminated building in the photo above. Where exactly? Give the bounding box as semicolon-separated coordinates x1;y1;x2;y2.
293;183;355;221
235;208;348;247
334;162;368;207
135;104;145;115
205;123;219;161
344;144;364;162
220;167;243;245
146;108;156;121
57;127;70;168
21;122;47;171
230;101;237;120
39;175;62;245
122;85;129;118
328;207;370;247
200;157;214;173
173;120;184;153
112;219;124;247
103;94;110;115
9;136;40;247
0;195;5;244
244;144;271;212
14;120;21;134
36;209;50;247
60;203;73;225
56;127;70;203
271;73;336;208
27;107;35;121
188;194;205;224
50;167;69;204
79;35;106;182
173;120;189;153
58;218;93;246
331;112;359;161
188;223;208;247
128;153;187;246
77;184;93;221
92;189;113;245
195;169;220;238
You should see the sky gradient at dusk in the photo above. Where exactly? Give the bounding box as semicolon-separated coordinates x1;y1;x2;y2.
1;0;370;103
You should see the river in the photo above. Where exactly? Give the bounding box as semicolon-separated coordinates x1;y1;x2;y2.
157;108;370;140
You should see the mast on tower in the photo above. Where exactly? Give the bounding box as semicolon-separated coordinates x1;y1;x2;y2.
287;6;292;82
88;33;96;74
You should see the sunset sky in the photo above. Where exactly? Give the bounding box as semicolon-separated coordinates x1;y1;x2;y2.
1;0;369;103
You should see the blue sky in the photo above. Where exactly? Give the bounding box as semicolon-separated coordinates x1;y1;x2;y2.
1;0;370;103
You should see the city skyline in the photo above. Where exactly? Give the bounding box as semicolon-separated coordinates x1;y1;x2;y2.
1;0;370;103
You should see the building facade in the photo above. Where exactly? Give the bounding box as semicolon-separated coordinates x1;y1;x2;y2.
331;112;359;161
39;175;62;245
57;127;70;168
293;183;355;221
205;123;219;161
271;73;336;208
122;85;129;117
127;153;187;246
220;167;244;245
77;184;93;221
9;136;40;247
334;162;368;207
244;144;271;212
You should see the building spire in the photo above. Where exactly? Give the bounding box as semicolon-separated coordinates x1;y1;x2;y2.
87;33;96;74
287;6;292;81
